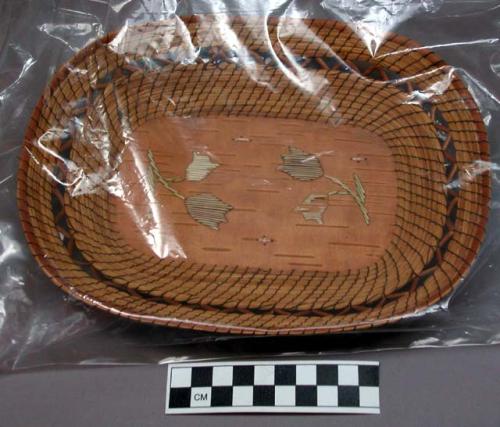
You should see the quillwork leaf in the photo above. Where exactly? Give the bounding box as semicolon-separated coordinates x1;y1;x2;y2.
296;205;327;225
279;146;323;181
326;175;370;225
185;193;232;230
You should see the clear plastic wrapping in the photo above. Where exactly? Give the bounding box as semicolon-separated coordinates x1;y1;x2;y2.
2;0;500;370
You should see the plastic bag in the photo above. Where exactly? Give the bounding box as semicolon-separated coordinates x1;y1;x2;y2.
2;0;500;370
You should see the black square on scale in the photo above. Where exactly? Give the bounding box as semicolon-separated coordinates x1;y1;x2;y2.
275;365;296;385
253;386;275;406
317;364;338;386
191;367;213;387
338;386;360;407
358;365;379;386
296;386;317;406
233;365;255;386
169;387;191;408
211;386;233;407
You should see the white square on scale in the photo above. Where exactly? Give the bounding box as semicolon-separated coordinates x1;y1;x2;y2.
275;386;295;406
190;387;212;407
232;386;253;406
212;366;233;386
170;367;192;388
317;386;338;407
296;365;317;385
359;386;380;407
254;365;275;385
338;365;359;386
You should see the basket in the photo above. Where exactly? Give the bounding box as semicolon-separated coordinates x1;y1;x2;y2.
17;17;490;335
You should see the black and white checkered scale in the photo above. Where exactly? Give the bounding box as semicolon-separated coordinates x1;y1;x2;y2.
166;362;379;413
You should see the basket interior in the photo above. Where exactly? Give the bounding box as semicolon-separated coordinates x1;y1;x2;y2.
112;114;398;271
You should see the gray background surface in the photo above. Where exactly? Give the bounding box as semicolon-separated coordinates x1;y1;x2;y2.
1;345;500;427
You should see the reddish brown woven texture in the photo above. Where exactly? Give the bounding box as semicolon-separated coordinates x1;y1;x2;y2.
17;17;490;335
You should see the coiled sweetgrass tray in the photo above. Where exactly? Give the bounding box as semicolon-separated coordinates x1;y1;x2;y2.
17;17;490;334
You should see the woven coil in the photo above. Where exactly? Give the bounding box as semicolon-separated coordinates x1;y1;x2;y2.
17;17;490;334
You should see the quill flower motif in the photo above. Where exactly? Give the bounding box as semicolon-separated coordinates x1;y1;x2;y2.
281;146;369;225
147;149;231;229
186;152;219;181
279;146;323;181
296;174;369;225
185;193;233;230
